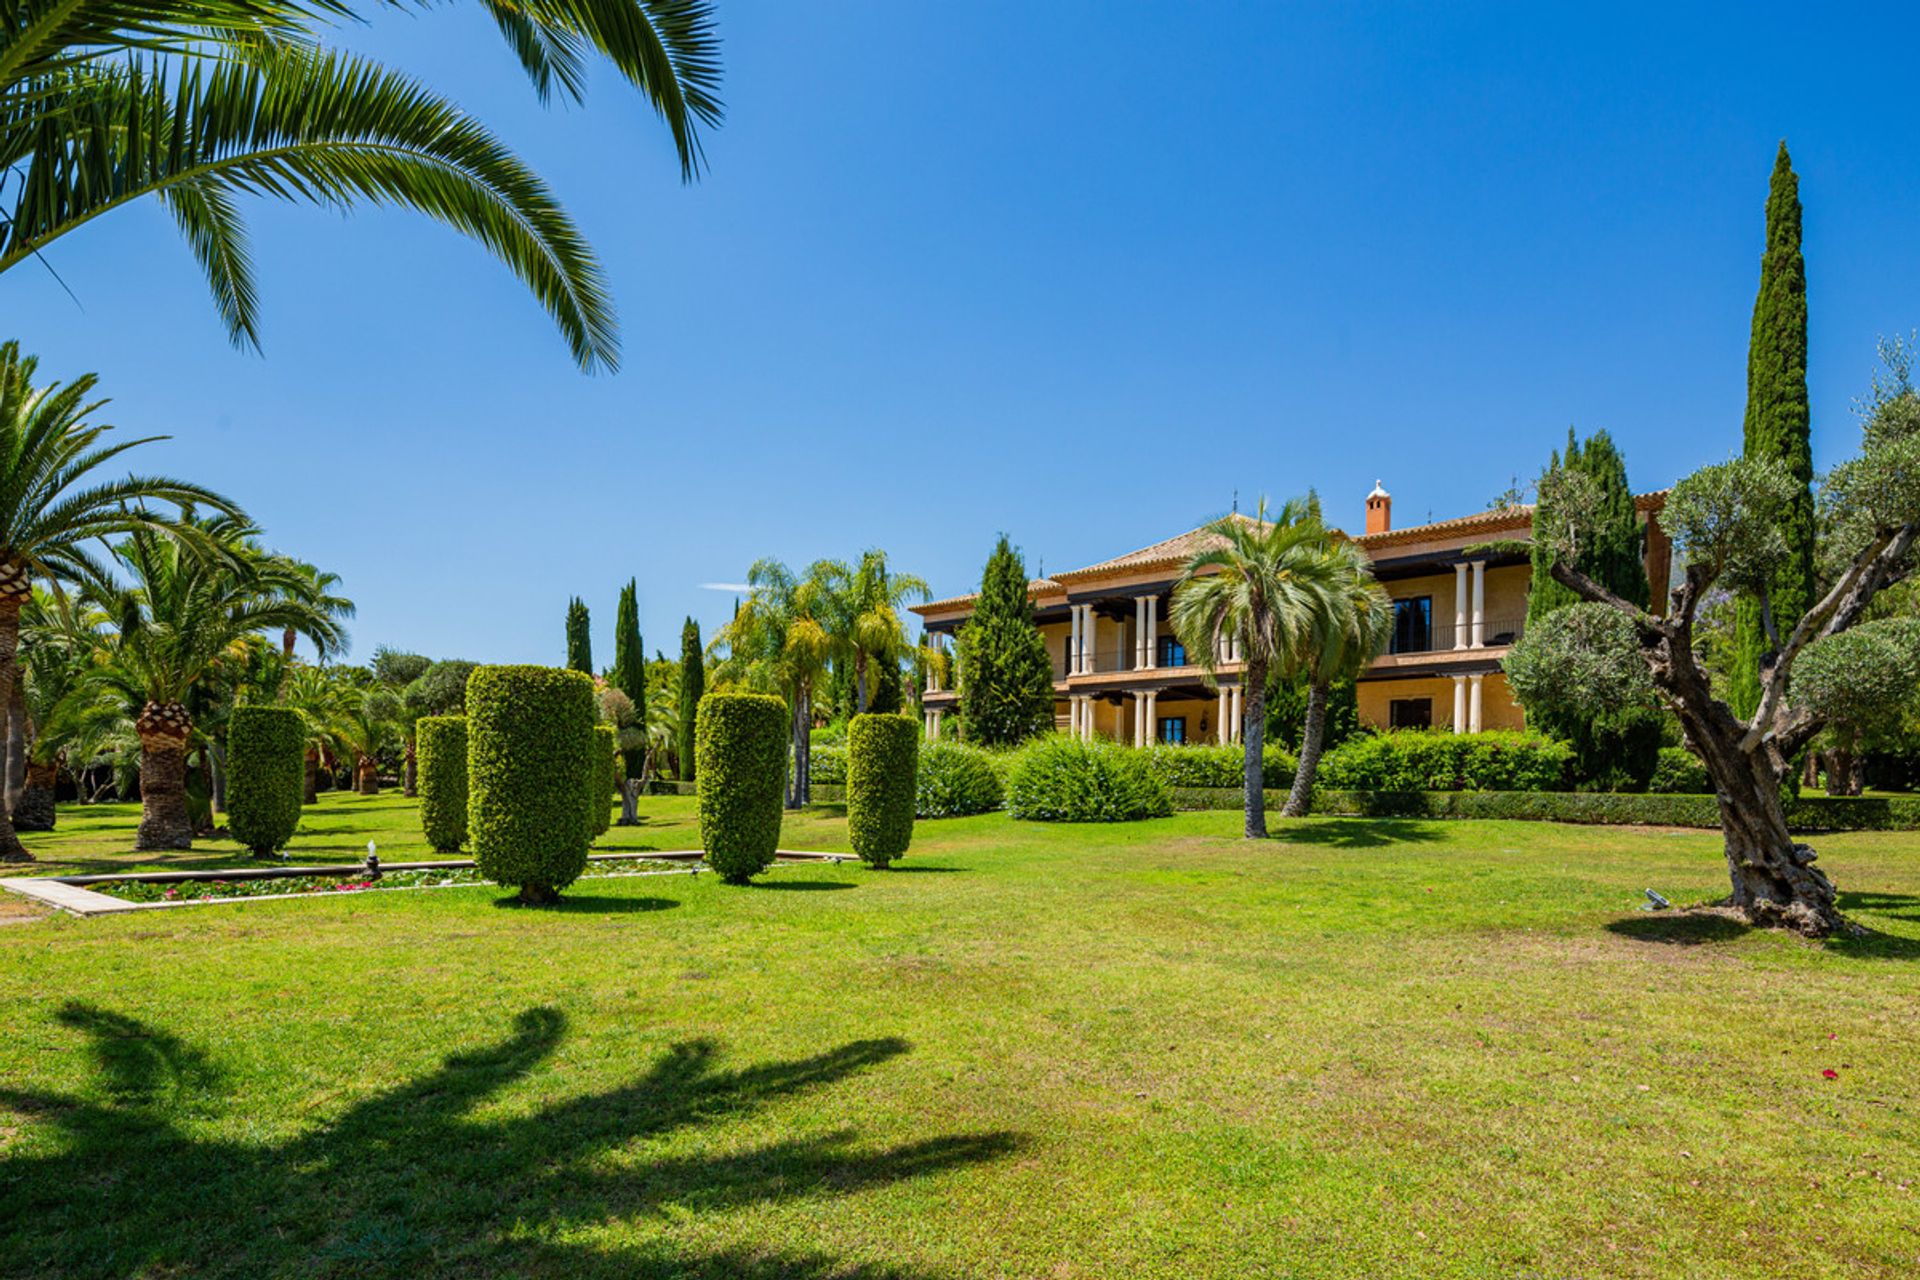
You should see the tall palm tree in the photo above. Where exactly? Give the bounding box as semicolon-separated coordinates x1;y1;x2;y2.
715;557;840;808
839;549;930;714
1170;499;1341;839
335;681;401;796
0;343;237;860
279;662;354;804
93;516;348;849
15;587;122;831
0;0;722;370
1280;539;1393;818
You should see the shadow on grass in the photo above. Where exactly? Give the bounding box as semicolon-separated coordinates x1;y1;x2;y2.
751;880;858;892
870;865;964;874
1265;819;1446;850
0;1002;1018;1278
1605;913;1753;946
489;894;681;914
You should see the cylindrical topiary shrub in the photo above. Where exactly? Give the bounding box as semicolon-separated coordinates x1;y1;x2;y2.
467;665;595;903
915;741;1004;817
589;723;617;841
226;706;306;856
847;713;917;867
696;692;788;883
1005;737;1174;822
416;715;468;853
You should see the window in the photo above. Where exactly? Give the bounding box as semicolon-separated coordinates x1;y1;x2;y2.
1389;698;1432;730
1157;716;1186;744
1157;636;1187;667
1391;596;1433;654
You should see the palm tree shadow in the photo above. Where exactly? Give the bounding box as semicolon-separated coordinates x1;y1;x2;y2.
488;893;681;913
1265;819;1445;850
0;1003;1018;1278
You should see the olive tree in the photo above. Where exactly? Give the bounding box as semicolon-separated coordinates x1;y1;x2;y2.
1538;349;1920;934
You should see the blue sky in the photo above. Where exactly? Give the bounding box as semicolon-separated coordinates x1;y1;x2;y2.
6;2;1918;665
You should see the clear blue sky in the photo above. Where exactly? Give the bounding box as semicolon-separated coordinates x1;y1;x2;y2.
6;2;1918;665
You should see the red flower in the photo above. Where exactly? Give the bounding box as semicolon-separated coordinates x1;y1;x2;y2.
1822;1069;1839;1080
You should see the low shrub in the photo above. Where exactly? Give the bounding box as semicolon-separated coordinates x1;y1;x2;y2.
467;665;595;903
696;692;789;883
916;741;1004;817
1316;730;1572;792
1649;746;1711;795
1307;789;1920;831
1139;742;1299;790
226;706;305;856
415;715;468;852
847;713;917;866
590;723;617;840
810;742;848;786
1005;737;1173;822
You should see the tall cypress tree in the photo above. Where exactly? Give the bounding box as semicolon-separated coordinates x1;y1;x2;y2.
954;535;1055;746
1731;142;1814;716
677;617;704;782
613;579;646;777
1522;428;1659;789
565;597;592;673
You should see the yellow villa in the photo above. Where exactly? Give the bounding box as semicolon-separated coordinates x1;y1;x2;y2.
911;483;1671;744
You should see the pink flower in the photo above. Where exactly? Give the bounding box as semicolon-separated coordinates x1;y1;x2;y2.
1822;1069;1839;1080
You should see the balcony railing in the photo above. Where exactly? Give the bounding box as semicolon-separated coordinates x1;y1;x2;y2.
1387;616;1525;656
1054;650;1237;679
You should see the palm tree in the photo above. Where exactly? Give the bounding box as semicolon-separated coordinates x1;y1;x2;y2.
840;550;930;714
93;517;348;849
1170;500;1341;839
1280;540;1393;818
15;587;122;831
0;343;238;861
715;558;840;808
335;681;401;796
0;0;722;370
279;663;354;804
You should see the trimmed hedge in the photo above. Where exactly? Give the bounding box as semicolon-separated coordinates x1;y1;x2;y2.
1005;737;1173;822
697;692;789;883
810;742;848;786
1305;789;1920;831
917;741;1004;817
1316;730;1573;792
1650;747;1711;794
416;715;468;852
1140;742;1298;790
589;723;617;840
467;665;595;903
847;713;917;866
226;706;305;856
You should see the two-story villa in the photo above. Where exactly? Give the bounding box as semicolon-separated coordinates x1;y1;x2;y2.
910;483;1670;744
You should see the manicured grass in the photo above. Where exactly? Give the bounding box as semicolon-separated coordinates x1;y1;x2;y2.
3;793;1918;1277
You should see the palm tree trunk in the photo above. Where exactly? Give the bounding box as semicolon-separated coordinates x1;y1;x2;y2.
1281;679;1329;818
786;684;811;810
1242;656;1268;839
303;747;320;805
0;587;34;861
403;735;418;797
209;739;227;814
4;678;25;816
856;650;868;715
135;701;196;850
355;755;379;795
16;760;57;832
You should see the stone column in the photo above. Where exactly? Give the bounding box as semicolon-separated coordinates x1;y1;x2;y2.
1069;607;1081;676
1217;689;1230;743
1469;674;1484;734
1134;598;1146;668
1470;560;1486;648
1451;676;1468;734
1454;563;1469;650
1228;685;1242;743
1145;690;1158;745
1147;597;1159;668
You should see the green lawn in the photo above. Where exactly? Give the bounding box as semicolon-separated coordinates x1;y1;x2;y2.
3;793;1918;1278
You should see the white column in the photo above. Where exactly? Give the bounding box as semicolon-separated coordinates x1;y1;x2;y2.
1133;598;1145;667
1469;674;1484;734
932;710;944;741
1217;688;1229;743
1069;606;1082;676
1454;563;1469;650
1147;597;1159;668
1081;608;1095;674
1451;676;1468;733
1470;560;1486;649
1228;685;1242;743
1145;690;1158;745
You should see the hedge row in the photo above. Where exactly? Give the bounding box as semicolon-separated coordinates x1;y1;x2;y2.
1005;738;1172;822
416;715;468;853
468;665;595;903
1139;742;1298;790
916;741;1004;817
696;692;788;883
226;705;306;856
847;713;916;866
1649;746;1711;794
1305;789;1920;831
1316;730;1574;792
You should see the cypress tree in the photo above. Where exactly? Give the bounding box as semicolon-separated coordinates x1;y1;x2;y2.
954;535;1055;746
1527;428;1648;621
870;653;905;715
613;579;647;778
1523;429;1659;789
1731;142;1815;716
677;616;704;782
565;597;592;673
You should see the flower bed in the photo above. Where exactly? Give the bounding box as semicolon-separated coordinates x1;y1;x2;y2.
93;856;684;904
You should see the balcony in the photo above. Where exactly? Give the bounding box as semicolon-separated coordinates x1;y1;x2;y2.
1385;615;1525;656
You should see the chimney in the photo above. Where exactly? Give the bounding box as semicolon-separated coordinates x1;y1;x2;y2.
1365;480;1391;535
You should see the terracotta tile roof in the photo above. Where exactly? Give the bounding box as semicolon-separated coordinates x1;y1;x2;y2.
1355;490;1669;552
1050;512;1263;582
916;577;1062;615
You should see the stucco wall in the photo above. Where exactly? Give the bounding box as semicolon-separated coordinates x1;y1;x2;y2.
1356;672;1525;733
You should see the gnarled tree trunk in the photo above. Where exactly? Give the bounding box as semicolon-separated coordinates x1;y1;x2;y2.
1687;719;1838;934
1280;679;1329;818
135;701;195;850
0;575;35;861
15;760;56;832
